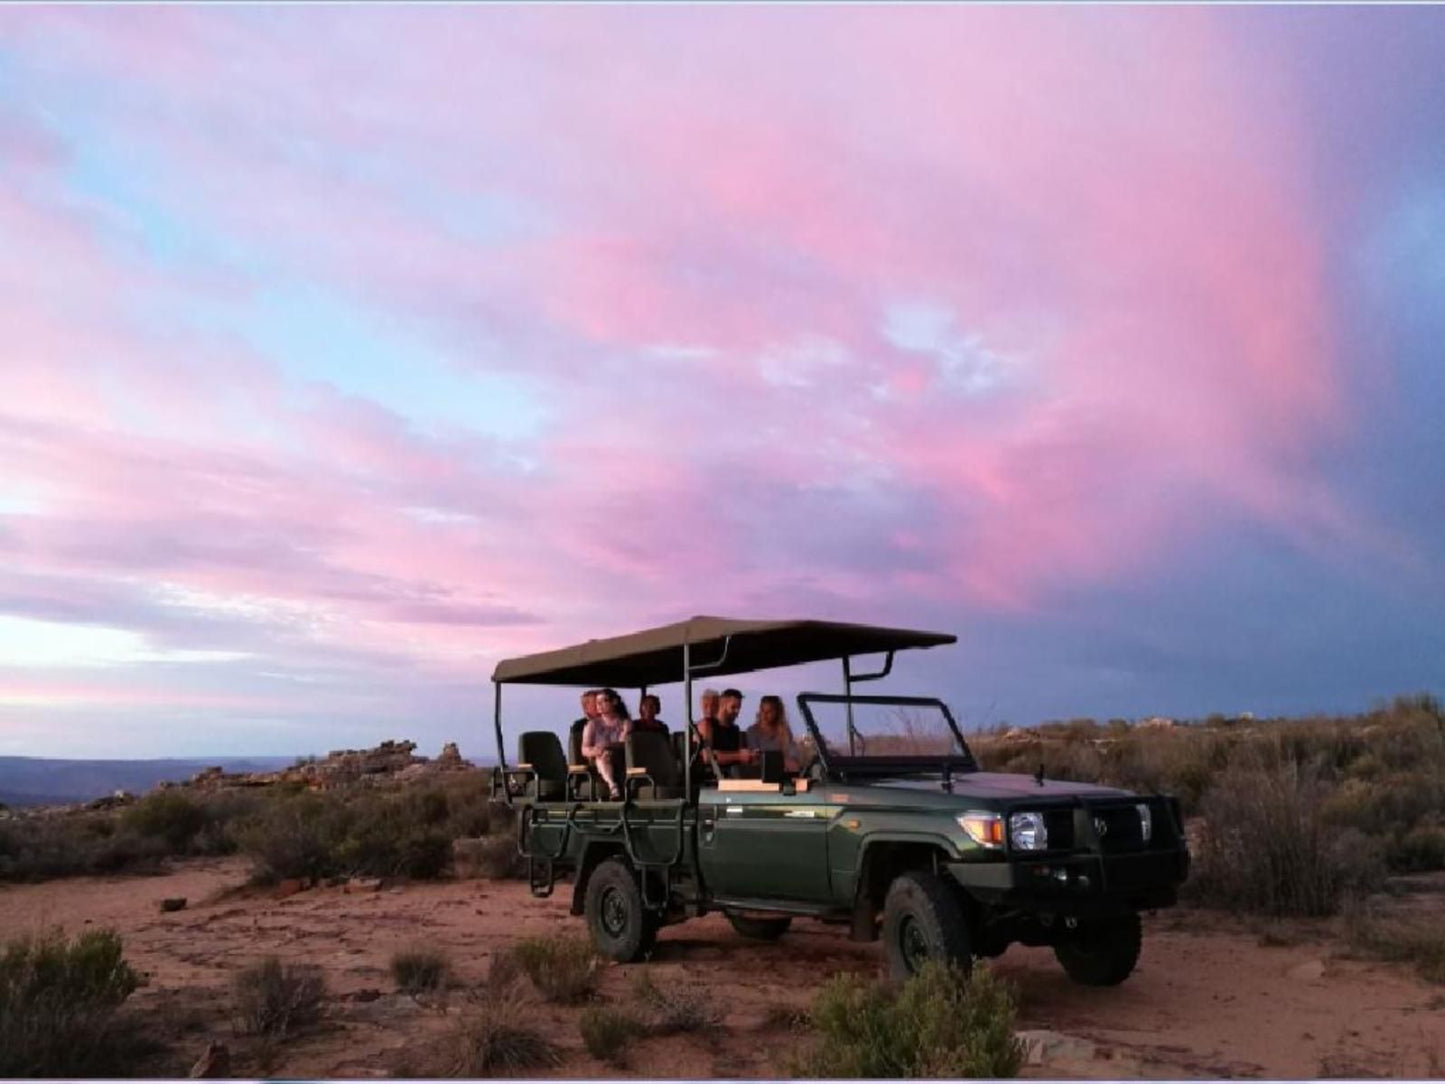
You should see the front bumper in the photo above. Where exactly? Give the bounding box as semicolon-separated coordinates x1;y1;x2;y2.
947;846;1189;916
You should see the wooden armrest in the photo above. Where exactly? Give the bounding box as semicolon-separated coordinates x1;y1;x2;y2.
512;762;533;771
567;764;591;773
717;779;781;792
626;767;648;777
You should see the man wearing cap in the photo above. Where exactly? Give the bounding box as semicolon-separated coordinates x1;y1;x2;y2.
699;688;757;777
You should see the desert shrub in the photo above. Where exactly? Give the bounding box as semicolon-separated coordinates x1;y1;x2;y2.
1383;824;1445;873
1344;901;1445;984
630;967;720;1034
509;935;598;1004
483;948;525;997
454;834;527;880
793;961;1023;1078
120;789;208;851
761;1002;813;1032
235;790;456;883
231;957;325;1037
579;1006;638;1066
392;947;450;994
443;1002;561;1076
1187;765;1385;916
0;928;140;1076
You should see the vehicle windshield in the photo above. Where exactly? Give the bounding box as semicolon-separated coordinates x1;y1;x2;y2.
796;695;974;766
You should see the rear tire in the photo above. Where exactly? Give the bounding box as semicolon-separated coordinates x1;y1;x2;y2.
725;912;792;941
584;857;658;962
881;869;973;980
1052;913;1142;986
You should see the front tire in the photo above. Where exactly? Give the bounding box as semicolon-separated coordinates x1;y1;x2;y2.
725;912;792;941
1052;913;1142;986
881;870;973;980
584;857;658;962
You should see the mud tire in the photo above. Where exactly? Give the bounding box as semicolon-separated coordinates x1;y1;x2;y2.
584;857;658;962
1052;913;1142;986
881;869;973;980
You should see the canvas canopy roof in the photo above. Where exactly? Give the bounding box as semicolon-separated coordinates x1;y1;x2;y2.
491;616;956;687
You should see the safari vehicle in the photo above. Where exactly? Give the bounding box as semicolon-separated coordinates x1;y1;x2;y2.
489;617;1189;984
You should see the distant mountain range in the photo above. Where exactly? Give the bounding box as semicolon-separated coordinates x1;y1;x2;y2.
0;756;298;808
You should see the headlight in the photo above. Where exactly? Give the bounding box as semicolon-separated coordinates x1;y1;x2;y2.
1009;811;1048;851
957;811;1003;849
1136;802;1152;843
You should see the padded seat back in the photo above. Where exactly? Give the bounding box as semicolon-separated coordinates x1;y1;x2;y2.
568;719;589;765
626;729;683;799
518;730;568;799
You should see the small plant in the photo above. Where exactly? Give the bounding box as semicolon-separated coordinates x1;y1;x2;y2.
392;946;450;994
231;957;325;1037
761;1002;812;1032
0;928;140;1076
510;935;598;1004
793;961;1024;1078
444;1002;562;1076
579;1006;638;1066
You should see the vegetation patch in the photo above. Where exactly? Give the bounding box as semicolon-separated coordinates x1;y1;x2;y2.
391;946;451;994
579;1005;639;1066
1345;903;1445;984
231;957;326;1037
443;1002;562;1076
631;967;721;1033
792;961;1024;1079
508;935;598;1004
0;928;141;1077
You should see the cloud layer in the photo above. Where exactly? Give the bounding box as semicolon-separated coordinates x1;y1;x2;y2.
0;7;1440;755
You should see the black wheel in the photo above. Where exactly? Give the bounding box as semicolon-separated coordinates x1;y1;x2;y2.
725;911;793;941
881;869;973;981
1052;913;1142;986
584;857;658;962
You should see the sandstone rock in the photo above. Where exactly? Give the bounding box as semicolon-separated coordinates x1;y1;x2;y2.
159;897;188;913
1286;958;1326;982
1017;1029;1099;1068
189;1041;230;1079
345;877;384;893
274;878;306;900
437;742;465;767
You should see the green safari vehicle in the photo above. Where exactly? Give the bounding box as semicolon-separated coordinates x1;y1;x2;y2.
489;616;1190;983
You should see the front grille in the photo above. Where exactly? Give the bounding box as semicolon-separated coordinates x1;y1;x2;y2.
1043;808;1076;851
1083;802;1146;853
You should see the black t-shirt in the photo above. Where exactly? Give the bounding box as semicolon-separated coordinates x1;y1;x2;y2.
709;719;742;754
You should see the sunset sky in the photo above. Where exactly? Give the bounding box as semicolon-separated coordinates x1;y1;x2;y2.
2;6;1442;759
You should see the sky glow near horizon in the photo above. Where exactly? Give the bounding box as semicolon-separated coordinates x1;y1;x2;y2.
1;7;1443;758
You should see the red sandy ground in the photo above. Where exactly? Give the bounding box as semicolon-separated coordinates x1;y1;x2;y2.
2;857;1441;1078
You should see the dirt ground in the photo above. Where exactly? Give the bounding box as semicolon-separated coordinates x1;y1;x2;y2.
3;858;1442;1079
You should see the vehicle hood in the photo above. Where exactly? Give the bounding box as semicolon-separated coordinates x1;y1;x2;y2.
862;772;1134;801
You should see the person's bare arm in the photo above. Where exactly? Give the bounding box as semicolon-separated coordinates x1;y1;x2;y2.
580;721;606;760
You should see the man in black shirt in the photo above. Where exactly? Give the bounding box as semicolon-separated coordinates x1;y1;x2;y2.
700;688;757;776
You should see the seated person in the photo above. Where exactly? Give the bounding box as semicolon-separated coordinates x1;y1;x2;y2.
632;693;670;734
745;695;802;774
698;688;757;778
581;687;631;799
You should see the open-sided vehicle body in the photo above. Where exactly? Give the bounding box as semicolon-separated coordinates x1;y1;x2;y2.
489;616;1190;982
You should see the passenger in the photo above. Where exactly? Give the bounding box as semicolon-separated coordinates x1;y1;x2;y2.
574;689;600;733
581;687;631;799
746;695;801;773
699;688;757;777
632;693;669;734
698;688;720;730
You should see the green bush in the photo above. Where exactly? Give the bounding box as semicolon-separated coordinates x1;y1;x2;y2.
794;961;1023;1078
0;928;140;1076
579;1006;638;1066
392;947;450;994
121;790;207;851
231;957;325;1037
508;936;598;1004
